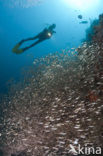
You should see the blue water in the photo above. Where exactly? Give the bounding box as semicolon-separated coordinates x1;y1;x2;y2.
0;0;103;95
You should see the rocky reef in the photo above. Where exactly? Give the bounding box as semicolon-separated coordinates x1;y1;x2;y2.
85;13;103;48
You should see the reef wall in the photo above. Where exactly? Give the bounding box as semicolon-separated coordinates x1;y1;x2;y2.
85;13;103;48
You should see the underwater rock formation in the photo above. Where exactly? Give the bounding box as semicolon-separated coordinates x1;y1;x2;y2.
92;14;103;45
0;42;103;155
85;13;103;48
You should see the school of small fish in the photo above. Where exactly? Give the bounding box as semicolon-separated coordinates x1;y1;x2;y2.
0;42;103;156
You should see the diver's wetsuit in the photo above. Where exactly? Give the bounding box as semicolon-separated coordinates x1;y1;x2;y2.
12;24;56;54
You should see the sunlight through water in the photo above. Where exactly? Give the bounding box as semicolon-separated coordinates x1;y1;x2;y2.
63;0;100;11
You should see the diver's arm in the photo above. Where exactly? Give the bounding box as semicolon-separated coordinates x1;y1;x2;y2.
53;30;56;33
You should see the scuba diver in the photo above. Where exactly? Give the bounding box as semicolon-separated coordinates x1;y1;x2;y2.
12;24;56;54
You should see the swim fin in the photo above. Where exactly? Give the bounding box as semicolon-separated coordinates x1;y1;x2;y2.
12;43;23;54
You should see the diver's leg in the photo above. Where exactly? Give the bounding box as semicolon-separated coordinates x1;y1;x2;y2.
22;39;44;52
19;35;39;45
12;38;41;54
23;36;38;42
